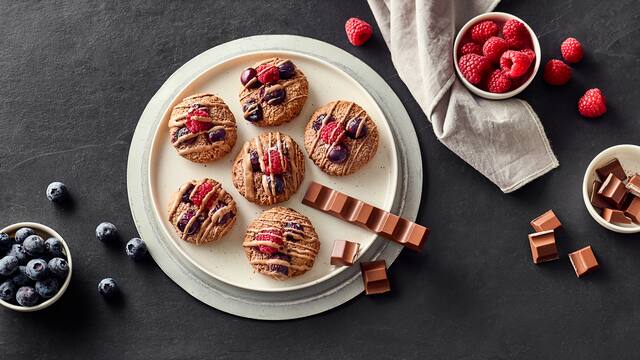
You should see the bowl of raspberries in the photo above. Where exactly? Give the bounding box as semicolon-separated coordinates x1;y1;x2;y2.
0;222;72;312
453;12;541;99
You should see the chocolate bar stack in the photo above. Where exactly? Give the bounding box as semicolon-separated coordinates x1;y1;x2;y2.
589;159;640;225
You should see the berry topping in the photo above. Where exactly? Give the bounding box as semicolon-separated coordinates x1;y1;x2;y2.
320;121;346;144
98;278;118;298
262;147;289;175
96;222;119;243
458;54;491;84
177;210;195;232
242;100;263;122
561;37;583;64
255;228;284;254
46;181;68;203
345;17;373;46
249;151;261;172
181;184;194;203
260;84;286;105
15;227;35;244
278;60;296;79
460;42;483;56
312;114;334;131
502;19;529;49
543;59;572;85
191;182;216;208
185;106;213;133
284;222;303;241
256;64;280;84
265;175;285;195
269;264;289;276
578;88;606;118
328;144;349;164
125;238;148;261
213;203;234;225
500;50;532;78
482;36;508;63
48;257;68;278
240;67;259;87
486;69;512;93
346;117;367;139
173;127;191;143
470;20;498;44
16;286;39;307
207;128;226;142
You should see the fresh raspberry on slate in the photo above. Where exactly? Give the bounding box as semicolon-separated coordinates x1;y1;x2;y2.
256;228;284;254
320;121;346;144
502;19;529;49
561;37;583;63
578;88;606;118
345;17;373;46
487;69;512;93
185;108;213;133
256;64;280;84
500;50;531;78
191;182;216;208
262;148;289;175
482;36;509;63
461;42;483;56
470;20;498;44
458;54;491;85
543;59;572;85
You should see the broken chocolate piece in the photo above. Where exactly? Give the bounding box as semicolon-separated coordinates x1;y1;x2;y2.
624;197;640;224
568;246;599;278
330;240;360;266
595;158;626;181
602;208;633;224
598;173;628;209
627;174;640;197
530;210;562;232
590;180;610;209
528;230;559;264
360;260;390;295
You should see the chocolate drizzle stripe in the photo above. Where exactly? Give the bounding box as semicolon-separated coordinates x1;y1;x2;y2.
249;259;311;272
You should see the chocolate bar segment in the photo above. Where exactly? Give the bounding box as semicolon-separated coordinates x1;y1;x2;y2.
360;260;390;295
568;246;599;278
596;158;626;181
530;210;562;232
528;230;559;264
602;208;633;224
598;173;628;209
627;174;640;197
302;182;430;251
624;197;640;224
330;240;360;266
590;180;610;209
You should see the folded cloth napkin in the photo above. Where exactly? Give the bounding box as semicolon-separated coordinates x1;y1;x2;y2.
367;0;559;193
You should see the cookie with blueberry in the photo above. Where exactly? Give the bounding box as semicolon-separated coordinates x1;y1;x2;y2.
168;93;237;163
304;100;379;176
231;132;305;206
242;207;320;280
168;178;237;244
239;58;308;127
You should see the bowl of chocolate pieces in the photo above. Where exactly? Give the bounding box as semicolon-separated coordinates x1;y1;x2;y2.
582;145;640;233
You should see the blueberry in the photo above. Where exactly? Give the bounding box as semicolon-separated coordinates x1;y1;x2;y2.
98;278;118;298
15;227;35;244
23;235;45;257
207;128;226;142
277;60;296;79
242;100;263;122
269;264;288;276
0;256;18;276
173;127;193;144
25;259;48;281
240;67;259;87
250;151;261;172
16;286;39;307
188;216;204;235
177;210;195;232
266;175;285;195
213;203;234;225
312;114;334;131
327;144;349;164
44;237;64;258
346;117;368;139
46;181;68;203
272;253;292;262
48;258;69;278
11;266;31;287
125;238;148;261
35;278;60;299
259;85;286;105
0;232;11;252
0;280;15;302
95;222;119;243
8;244;29;264
284;222;303;232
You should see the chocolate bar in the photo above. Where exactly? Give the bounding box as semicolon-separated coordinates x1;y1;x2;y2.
590;180;610;209
302;182;430;252
530;210;562;232
360;260;390;295
568;246;599;278
627;174;640;197
528;230;559;264
596;158;626;181
330;240;360;266
624;197;640;224
602;208;633;224
598;173;628;209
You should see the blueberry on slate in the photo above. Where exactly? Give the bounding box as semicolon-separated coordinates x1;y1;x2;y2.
35;278;60;299
15;227;35;244
95;222;119;243
0;280;16;302
0;256;19;276
8;244;29;264
98;278;118;298
0;232;11;252
23;235;45;257
277;60;296;79
16;286;39;307
11;266;31;287
327;144;349;164
25;259;48;281
46;181;68;203
125;238;147;261
44;237;64;258
48;258;69;278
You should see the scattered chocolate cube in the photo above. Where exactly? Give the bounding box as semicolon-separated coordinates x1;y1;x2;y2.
528;230;559;264
330;240;360;266
568;246;599;278
530;210;562;232
595;158;626;181
598;173;628;209
360;260;390;295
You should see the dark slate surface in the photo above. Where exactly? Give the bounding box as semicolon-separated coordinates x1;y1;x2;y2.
1;0;639;358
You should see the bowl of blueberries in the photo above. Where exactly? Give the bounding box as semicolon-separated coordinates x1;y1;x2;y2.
0;222;72;311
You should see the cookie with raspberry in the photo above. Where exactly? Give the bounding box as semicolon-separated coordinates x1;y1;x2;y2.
168;93;237;163
242;207;320;280
168;178;237;244
231;132;305;206
304;100;379;176
239;57;308;127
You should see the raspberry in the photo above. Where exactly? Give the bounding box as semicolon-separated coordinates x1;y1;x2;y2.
345;17;373;46
256;64;280;84
185;107;213;133
320;121;346;144
458;54;491;84
502;19;529;49
486;70;512;93
461;42;482;56
470;20;498;44
561;37;583;63
482;36;508;63
578;88;606;118
262;148;289;175
543;59;572;85
499;50;532;78
255;228;284;254
191;182;216;209
521;48;536;62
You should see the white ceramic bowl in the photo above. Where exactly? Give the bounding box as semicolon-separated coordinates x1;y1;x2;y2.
0;222;73;311
453;12;541;100
582;145;640;234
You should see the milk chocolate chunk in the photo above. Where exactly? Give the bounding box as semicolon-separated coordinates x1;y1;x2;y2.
598;173;628;209
602;208;633;224
595;158;626;181
330;240;360;266
530;210;562;232
627;174;640;197
624;197;640;224
360;260;390;295
528;230;559;264
568;246;599;278
590;180;610;209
